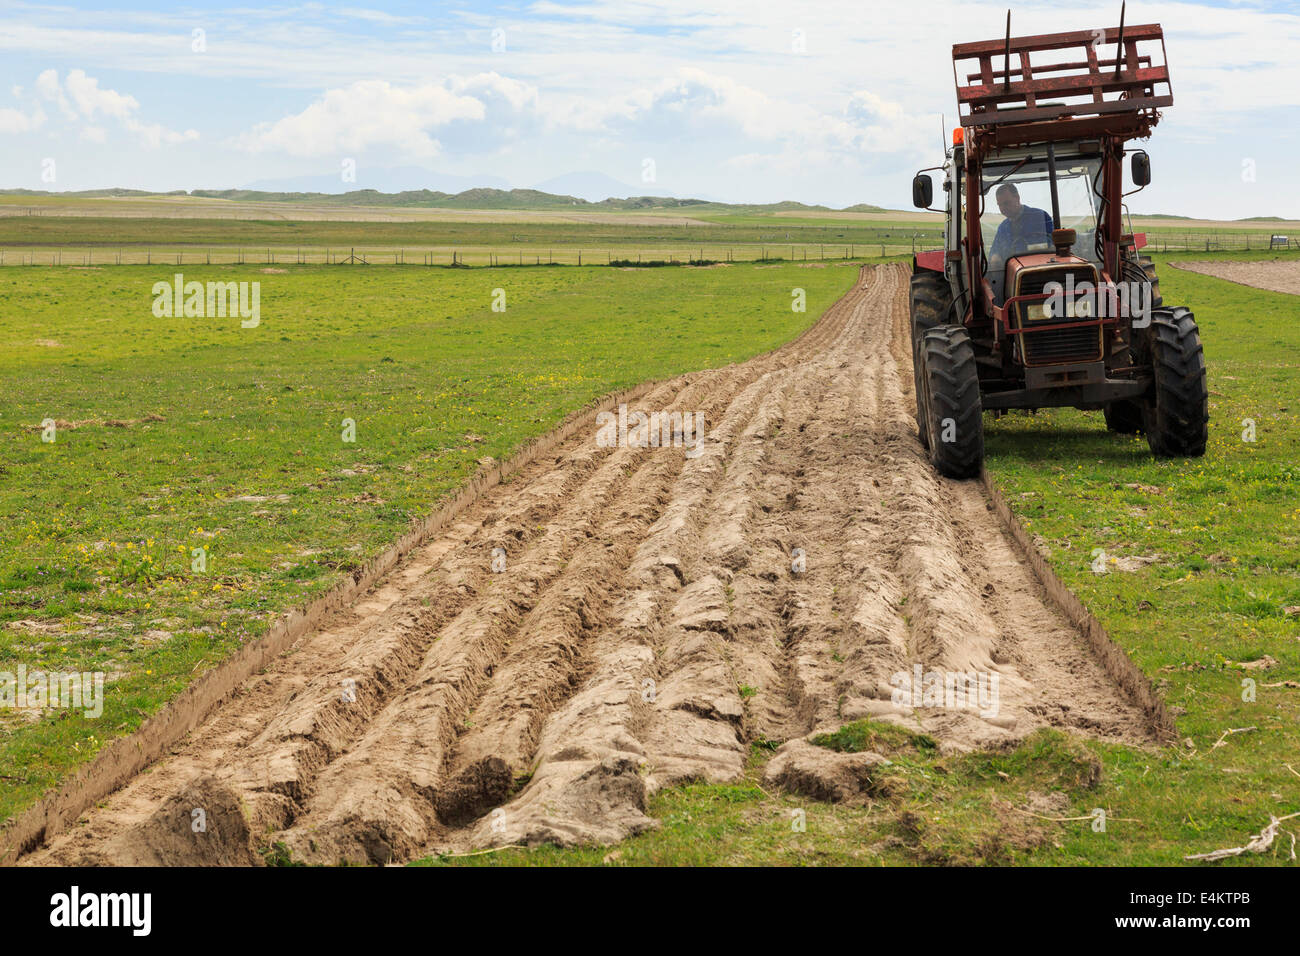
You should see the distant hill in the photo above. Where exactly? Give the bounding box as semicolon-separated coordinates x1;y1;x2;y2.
2;187;188;198
3;184;891;214
245;167;511;195
532;171;674;203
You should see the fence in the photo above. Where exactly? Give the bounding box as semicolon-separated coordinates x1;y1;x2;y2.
0;243;913;267
1;231;1296;267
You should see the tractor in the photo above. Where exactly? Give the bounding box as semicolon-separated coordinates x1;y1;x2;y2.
909;11;1208;478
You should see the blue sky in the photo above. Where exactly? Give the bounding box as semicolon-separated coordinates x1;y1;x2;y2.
1;0;1297;216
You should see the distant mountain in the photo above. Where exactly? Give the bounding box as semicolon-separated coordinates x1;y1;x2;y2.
186;187;723;210
244;167;511;195
190;187;598;209
3;183;895;213
532;171;673;203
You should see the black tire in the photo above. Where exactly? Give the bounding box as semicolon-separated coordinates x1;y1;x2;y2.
920;326;984;479
1121;254;1162;313
909;270;953;450
1115;254;1161;371
1104;399;1144;434
1139;255;1162;308
1142;308;1208;457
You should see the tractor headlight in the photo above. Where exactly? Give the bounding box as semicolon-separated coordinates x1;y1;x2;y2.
1031;297;1092;321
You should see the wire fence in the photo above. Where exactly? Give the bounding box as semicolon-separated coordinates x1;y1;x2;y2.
0;231;1296;267
0;243;904;268
1136;232;1300;253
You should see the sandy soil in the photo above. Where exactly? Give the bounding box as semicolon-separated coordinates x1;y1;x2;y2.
1172;259;1300;296
22;263;1156;866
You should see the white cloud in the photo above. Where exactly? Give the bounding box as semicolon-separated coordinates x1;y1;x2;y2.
25;68;196;147
0;105;44;134
125;118;198;147
560;68;794;140
64;69;138;121
816;91;938;157
338;7;427;26
231;74;543;158
35;68;75;120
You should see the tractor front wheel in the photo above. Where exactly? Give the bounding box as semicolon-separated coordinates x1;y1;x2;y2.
920;326;984;479
909;270;953;450
1142;308;1208;458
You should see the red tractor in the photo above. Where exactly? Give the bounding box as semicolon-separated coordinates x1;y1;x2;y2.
910;14;1208;478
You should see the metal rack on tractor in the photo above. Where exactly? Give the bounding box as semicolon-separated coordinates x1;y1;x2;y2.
909;7;1208;478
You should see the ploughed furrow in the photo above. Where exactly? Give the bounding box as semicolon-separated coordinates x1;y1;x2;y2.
153;404;689;865
234;300;840;863
642;271;889;764
453;271;879;850
276;423;691;863
24;262;1160;867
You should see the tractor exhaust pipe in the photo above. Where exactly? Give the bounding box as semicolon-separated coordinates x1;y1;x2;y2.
1046;142;1062;229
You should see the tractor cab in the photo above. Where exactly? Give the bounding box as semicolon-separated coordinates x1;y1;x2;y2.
978;148;1102;305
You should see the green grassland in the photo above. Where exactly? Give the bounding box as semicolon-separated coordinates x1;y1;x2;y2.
0;212;913;253
0;260;859;822
418;252;1300;867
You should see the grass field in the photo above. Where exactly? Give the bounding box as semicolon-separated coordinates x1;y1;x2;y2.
0;212;915;266
0;260;860;822
415;252;1300;867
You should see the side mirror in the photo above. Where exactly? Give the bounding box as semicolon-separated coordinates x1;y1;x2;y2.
1131;151;1151;187
912;173;934;209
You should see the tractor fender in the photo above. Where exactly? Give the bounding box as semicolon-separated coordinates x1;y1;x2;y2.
913;250;946;273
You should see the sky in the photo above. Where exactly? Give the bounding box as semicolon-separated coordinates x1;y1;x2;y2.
0;0;1297;217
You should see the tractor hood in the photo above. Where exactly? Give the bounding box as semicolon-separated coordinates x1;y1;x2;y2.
1007;252;1090;273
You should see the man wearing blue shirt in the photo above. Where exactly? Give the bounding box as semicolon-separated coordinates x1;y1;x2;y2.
988;183;1054;270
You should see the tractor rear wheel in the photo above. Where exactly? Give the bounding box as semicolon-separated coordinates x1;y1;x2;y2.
1142;308;1208;458
1104;400;1144;434
1139;255;1162;308
909;270;953;450
920;326;984;479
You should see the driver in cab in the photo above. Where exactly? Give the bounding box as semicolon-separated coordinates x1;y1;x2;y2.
988;183;1053;273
